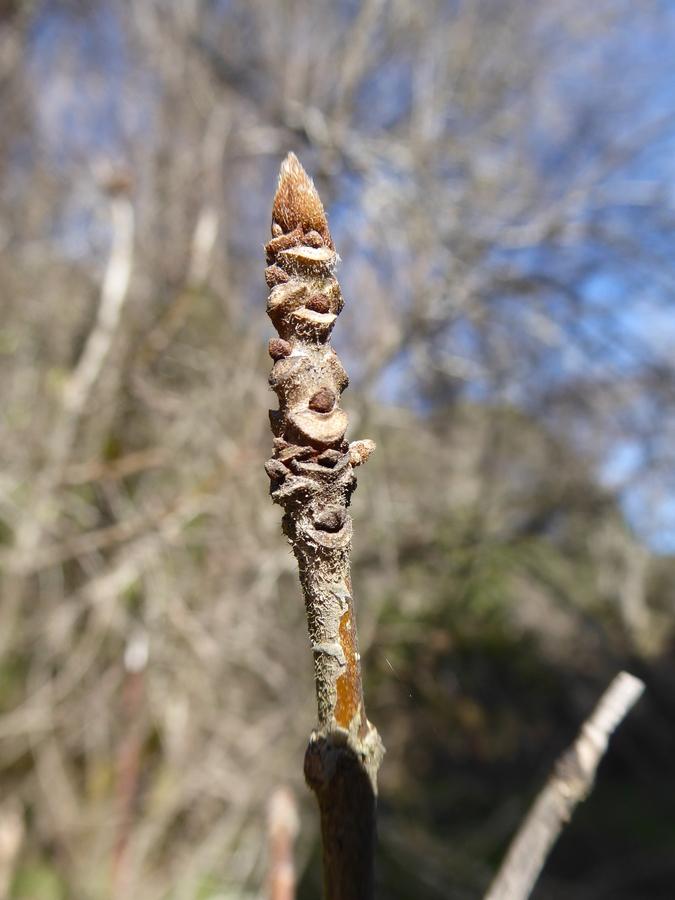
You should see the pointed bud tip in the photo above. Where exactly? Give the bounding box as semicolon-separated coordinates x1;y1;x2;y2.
271;153;334;250
278;152;305;185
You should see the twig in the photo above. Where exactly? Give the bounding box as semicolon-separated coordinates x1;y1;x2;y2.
60;447;169;485
136;203;218;367
264;154;384;900
484;671;645;900
55;192;134;468
0;799;24;900
0;187;134;665
267;786;299;900
113;632;149;900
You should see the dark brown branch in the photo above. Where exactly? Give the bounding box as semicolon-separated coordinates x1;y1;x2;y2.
264;153;384;900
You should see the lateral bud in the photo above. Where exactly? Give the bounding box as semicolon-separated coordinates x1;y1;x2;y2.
349;440;376;467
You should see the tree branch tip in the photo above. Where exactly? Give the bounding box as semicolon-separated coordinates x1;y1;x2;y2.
612;670;646;700
272;153;334;250
265;155;381;899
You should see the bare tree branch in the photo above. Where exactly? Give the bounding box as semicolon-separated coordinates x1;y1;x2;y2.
267;786;299;900
484;671;645;900
264;153;384;900
0;799;24;900
56;190;135;468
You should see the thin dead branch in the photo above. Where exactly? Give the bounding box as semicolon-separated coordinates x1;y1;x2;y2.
56;191;135;469
0;799;24;900
267;786;299;900
484;671;645;900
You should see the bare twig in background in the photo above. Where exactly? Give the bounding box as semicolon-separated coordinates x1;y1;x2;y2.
484;671;645;900
0;183;135;664
264;154;384;900
267;786;299;900
1;4;674;897
0;799;24;900
55;187;135;471
60;447;170;486
113;633;149;900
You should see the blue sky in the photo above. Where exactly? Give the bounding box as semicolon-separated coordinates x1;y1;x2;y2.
23;0;675;552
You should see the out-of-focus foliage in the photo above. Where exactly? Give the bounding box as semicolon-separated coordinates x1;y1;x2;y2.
350;405;675;899
1;1;675;898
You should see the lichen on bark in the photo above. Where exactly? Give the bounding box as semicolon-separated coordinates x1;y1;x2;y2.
264;154;383;898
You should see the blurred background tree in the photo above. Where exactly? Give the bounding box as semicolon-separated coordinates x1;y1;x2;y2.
1;1;675;898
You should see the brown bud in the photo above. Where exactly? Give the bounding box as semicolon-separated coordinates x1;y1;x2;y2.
272;153;334;250
269;338;292;360
305;293;330;314
308;387;335;413
265;458;289;481
304;230;324;248
265;265;290;287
